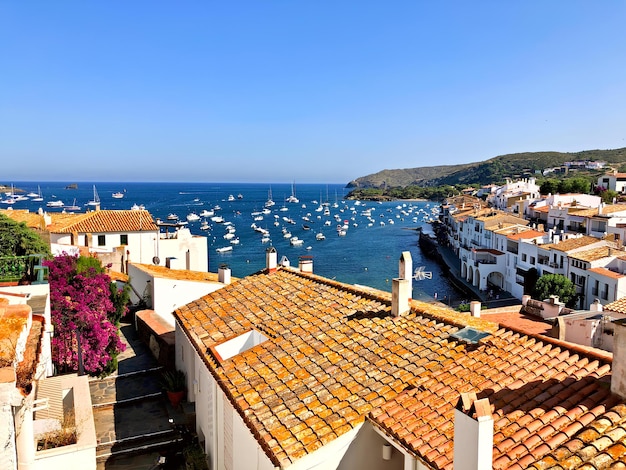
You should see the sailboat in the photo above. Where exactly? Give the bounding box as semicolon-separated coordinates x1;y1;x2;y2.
286;181;299;203
64;199;80;211
87;185;100;206
30;185;43;202
264;187;275;208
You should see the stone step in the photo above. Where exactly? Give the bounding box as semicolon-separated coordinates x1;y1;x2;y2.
96;429;182;462
90;367;164;406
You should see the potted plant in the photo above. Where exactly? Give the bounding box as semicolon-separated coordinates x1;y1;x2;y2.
160;369;187;407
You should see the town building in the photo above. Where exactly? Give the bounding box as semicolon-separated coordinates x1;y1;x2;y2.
172;249;626;469
0;208;209;273
598;170;626;193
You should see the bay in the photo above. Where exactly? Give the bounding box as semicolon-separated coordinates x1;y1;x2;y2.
4;181;461;302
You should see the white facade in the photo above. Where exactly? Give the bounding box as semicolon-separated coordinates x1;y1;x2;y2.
126;263;225;323
598;172;626;193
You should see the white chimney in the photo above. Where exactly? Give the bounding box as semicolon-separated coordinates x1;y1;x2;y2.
454;392;493;470
392;252;412;317
218;264;231;285
470;301;481;317
266;247;277;273
612;319;626;399
590;299;603;312
299;256;313;273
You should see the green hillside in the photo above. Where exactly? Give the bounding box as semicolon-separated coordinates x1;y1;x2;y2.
347;147;626;189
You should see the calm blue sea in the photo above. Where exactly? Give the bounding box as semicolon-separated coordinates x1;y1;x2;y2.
5;181;461;302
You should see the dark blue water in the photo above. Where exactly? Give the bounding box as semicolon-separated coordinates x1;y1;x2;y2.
4;181;460;302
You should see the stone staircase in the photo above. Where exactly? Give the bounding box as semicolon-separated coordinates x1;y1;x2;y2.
91;366;181;464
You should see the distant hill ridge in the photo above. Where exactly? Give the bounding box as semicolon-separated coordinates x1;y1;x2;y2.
347;147;626;189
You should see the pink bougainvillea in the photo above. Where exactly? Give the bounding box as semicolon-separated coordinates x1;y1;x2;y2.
45;253;125;375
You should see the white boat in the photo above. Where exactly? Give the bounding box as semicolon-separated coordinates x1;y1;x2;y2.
200;209;214;217
46;199;64;207
87;185;100;206
216;246;233;253
230;238;240;245
112;191;124;199
286;181;299;203
227;194;235;201
200;221;210;231
30;185;43;202
1;197;16;205
131;203;145;210
210;215;225;223
187;213;200;222
167;213;179;220
316;232;325;241
237;193;243;199
64;199;81;211
290;236;304;246
264;187;275;208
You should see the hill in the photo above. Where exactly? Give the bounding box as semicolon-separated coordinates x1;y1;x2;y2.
346;147;626;189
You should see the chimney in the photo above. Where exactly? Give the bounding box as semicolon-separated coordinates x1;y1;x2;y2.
612;319;626;399
589;299;602;312
299;256;313;273
470;301;481;317
266;247;277;273
454;392;493;470
218;264;231;285
392;252;412;317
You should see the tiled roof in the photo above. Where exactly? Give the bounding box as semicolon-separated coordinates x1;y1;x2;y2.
174;267;624;469
506;229;545;240
132;263;224;283
51;210;158;233
588;267;625;279
605;298;626;314
0;208;158;233
570;246;616;262
573;204;626;218
540;236;606;252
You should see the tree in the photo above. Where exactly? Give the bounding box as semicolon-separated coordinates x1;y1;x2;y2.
0;214;50;257
45;253;125;376
533;273;577;308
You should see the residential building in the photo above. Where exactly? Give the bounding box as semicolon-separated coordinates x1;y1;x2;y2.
487;177;540;213
0;264;96;470
0;208;209;272
173;249;626;469
597;170;626;193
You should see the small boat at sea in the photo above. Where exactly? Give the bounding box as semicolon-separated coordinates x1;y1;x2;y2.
167;213;179;220
46;200;64;207
216;246;233;253
112;191;124;199
187;213;200;222
87;185;100;206
131;203;145;210
64;199;81;211
200;209;214;217
30;186;43;202
316;232;325;241
227;194;235;201
290;236;304;246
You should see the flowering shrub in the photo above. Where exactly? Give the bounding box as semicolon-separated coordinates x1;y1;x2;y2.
45;253;125;376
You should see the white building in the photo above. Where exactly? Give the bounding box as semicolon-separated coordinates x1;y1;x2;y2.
0;209;209;273
172;250;626;469
598;170;626;193
488;177;541;212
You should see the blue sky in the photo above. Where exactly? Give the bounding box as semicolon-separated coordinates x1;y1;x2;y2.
2;2;625;184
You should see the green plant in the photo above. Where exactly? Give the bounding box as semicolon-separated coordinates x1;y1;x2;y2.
160;369;187;392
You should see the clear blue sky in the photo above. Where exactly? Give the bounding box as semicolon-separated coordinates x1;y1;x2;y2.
2;2;625;184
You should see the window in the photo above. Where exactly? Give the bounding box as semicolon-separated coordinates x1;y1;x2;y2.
592;280;599;296
120;234;128;245
522;254;527;262
98;235;106;246
601;283;609;300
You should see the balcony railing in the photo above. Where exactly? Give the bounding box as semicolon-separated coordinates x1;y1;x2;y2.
0;254;48;283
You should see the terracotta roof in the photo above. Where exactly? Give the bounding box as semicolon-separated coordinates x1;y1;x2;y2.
587;267;625;279
132;263;224;283
0;208;158;233
573;204;626;218
50;210;158;233
570;246;616;262
506;229;545;241
540;236;606;252
531;205;550;213
174;266;624;469
605;298;626;314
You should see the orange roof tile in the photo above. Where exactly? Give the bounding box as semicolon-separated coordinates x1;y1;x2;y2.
506;229;545;241
573;204;626;218
541;236;606;252
132;263;224;283
588;267;625;279
605;298;626;314
174;266;623;469
570;247;616;263
1;208;158;233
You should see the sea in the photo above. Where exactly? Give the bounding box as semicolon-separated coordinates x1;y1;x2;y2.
3;181;462;303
